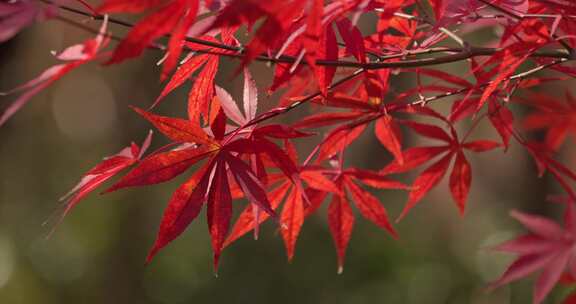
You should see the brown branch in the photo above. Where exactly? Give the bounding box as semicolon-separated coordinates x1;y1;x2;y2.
45;1;574;135
46;0;573;71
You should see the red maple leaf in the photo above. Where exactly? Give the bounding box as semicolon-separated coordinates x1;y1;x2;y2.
224;140;337;261
101;101;307;271
225;146;407;272
382;115;500;220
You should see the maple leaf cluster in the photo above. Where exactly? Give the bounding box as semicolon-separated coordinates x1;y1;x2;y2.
2;0;576;302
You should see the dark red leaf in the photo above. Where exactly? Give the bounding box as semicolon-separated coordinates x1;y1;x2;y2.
225;154;276;217
207;160;233;271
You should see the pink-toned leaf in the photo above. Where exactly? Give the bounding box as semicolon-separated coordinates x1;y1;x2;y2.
0;0;45;43
216;85;246;126
534;251;571;304
510;210;566;240
493;234;562;255
243;68;258;120
491;253;557;290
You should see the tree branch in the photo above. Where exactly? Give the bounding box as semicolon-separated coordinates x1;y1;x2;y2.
44;1;574;136
46;0;573;71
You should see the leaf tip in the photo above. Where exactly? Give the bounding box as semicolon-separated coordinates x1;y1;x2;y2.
389;228;400;240
129;105;144;114
145;245;160;266
101;184;120;194
395;208;410;223
458;205;467;217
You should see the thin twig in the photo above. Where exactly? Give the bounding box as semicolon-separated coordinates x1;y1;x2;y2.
477;0;575;55
45;1;573;136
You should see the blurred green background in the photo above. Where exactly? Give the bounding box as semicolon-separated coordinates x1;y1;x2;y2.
1;8;574;304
